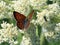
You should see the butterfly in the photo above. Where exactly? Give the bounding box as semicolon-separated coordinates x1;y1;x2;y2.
13;10;34;30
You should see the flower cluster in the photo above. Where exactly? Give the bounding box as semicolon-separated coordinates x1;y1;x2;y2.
29;0;47;9
11;0;47;16
0;1;13;19
20;36;32;45
36;3;60;42
0;1;6;19
0;1;6;13
36;9;49;26
43;23;60;42
11;0;30;16
0;21;18;45
36;3;60;26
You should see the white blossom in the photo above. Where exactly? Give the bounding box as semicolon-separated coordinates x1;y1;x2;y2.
0;1;6;13
48;3;60;14
36;9;48;26
29;0;47;9
11;0;30;16
20;36;32;45
0;1;14;19
0;14;5;19
36;3;60;26
31;19;37;25
55;23;60;31
0;1;7;19
0;21;18;45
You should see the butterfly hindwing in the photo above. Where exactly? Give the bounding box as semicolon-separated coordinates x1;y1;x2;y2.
17;22;24;29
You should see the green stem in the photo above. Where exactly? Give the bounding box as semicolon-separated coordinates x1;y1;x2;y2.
40;33;49;45
40;33;45;45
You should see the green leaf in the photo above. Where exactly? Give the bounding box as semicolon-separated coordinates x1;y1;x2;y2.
17;32;23;45
36;25;42;37
50;15;60;24
0;42;10;45
40;34;48;45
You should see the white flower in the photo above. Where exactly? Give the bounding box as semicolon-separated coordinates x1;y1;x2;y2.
55;23;60;31
0;1;7;19
0;1;14;19
56;23;60;26
44;32;54;37
29;0;41;6
29;0;47;9
20;36;32;45
19;29;24;33
1;21;7;29
48;3;60;14
29;0;46;6
36;3;60;26
31;19;37;25
36;9;48;26
0;1;6;13
0;14;5;19
0;21;18;44
11;0;30;15
42;27;55;39
14;41;18;44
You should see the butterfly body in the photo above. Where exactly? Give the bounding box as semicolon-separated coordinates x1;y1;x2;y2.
13;10;34;30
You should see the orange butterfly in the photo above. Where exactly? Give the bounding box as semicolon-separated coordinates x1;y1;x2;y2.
13;10;34;30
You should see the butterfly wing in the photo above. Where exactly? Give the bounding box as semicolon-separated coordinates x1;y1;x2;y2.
27;10;34;20
13;11;26;22
13;11;26;29
17;22;24;29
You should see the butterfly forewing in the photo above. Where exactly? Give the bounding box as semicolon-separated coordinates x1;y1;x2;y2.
13;11;26;22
